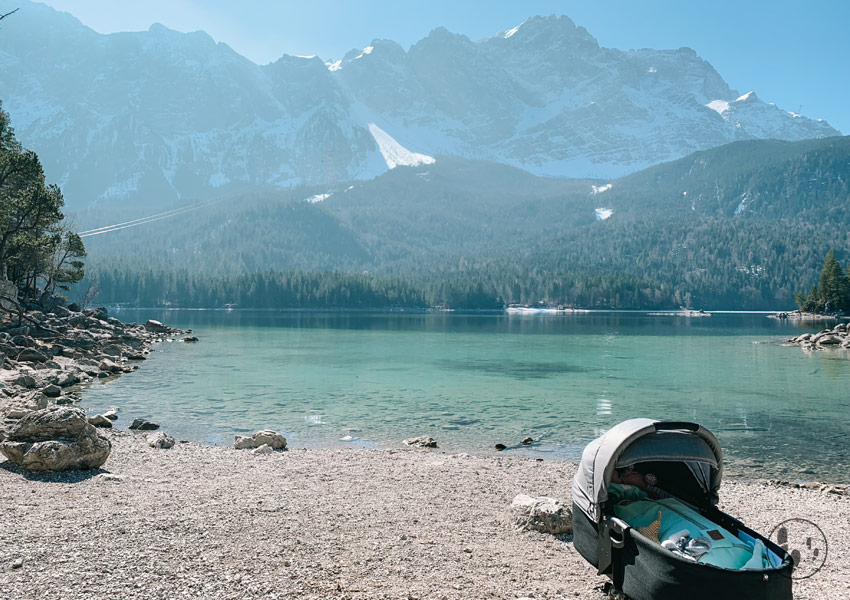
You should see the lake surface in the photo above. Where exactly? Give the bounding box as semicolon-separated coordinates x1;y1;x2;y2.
83;310;850;481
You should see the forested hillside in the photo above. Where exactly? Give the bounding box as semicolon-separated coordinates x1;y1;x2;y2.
75;137;850;310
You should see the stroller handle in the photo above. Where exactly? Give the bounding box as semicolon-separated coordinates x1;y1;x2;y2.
654;421;700;432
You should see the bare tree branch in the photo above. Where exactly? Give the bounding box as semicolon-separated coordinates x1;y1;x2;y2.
0;8;19;22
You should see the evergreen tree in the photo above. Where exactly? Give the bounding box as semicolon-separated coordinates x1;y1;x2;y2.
817;250;843;312
0;102;82;296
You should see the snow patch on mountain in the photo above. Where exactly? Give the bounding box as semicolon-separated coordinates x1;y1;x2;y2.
305;193;333;203
368;123;436;169
355;46;374;60
595;208;614;220
592;183;612;194
504;23;523;38
707;100;730;115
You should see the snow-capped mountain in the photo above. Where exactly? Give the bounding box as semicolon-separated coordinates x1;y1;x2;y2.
0;2;839;208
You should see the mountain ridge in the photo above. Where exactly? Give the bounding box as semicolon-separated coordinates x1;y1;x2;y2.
0;1;840;209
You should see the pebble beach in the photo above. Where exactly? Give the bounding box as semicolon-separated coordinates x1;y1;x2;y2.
1;430;848;600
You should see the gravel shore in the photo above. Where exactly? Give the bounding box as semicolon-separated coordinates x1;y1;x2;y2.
1;432;847;600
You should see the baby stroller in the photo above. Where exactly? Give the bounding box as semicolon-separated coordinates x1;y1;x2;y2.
571;419;794;599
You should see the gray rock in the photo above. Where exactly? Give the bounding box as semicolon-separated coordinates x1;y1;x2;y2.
182;336;199;343
251;443;274;455
4;404;36;419
816;335;842;346
143;320;170;333
11;335;35;348
510;494;573;535
52;371;79;387
87;415;113;428
521;437;534;445
16;348;48;363
101;344;123;357
98;358;123;373
233;435;256;450
103;408;119;421
0;407;111;471
234;429;287;450
403;435;438;448
252;430;287;450
147;431;175;449
51;305;71;318
13;374;36;389
129;418;160;431
41;384;62;398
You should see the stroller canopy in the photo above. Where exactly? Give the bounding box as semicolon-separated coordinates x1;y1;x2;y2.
572;419;723;522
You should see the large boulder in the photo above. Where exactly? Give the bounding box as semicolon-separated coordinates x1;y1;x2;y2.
510;494;573;535
16;348;48;364
98;358;123;373
0;407;111;471
143;320;170;334
816;335;842;346
41;384;62;398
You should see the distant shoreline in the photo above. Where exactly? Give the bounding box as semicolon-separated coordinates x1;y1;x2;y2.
107;306;800;315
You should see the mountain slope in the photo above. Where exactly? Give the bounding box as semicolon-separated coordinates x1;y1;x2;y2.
77;136;850;309
0;2;839;209
596;135;850;219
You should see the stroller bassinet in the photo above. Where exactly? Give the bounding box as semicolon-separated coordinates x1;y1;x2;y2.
571;419;794;599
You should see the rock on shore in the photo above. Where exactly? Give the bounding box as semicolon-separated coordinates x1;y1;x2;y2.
787;322;850;351
0;302;186;458
234;430;287;450
0;406;110;470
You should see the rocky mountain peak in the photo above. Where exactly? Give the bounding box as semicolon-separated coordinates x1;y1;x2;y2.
0;0;840;208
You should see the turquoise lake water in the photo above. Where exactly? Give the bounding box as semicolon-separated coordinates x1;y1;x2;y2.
83;310;850;481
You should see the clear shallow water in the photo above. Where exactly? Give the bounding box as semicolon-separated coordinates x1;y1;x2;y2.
83;310;850;481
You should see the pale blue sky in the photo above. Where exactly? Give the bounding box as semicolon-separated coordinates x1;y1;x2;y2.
40;0;849;133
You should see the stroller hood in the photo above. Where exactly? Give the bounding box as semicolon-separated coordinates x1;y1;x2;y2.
572;419;723;522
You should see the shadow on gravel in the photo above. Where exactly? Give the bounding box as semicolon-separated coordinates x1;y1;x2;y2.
0;461;108;483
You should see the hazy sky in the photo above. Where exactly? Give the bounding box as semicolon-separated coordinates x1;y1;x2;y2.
39;0;850;133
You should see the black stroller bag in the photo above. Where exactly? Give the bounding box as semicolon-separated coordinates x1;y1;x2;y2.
571;419;794;600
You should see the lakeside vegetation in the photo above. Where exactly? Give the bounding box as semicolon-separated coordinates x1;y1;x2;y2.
0;102;85;302
796;250;850;314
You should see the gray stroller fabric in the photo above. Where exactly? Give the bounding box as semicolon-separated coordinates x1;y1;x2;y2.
571;419;723;522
